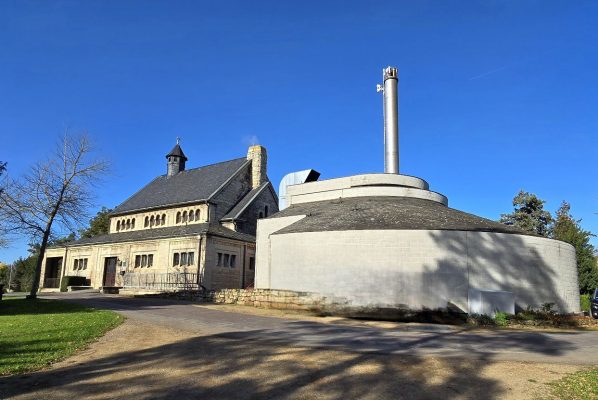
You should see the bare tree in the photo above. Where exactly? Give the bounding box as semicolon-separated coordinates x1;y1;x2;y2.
0;161;7;248
0;133;108;299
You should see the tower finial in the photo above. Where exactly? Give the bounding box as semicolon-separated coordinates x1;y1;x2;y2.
176;136;181;145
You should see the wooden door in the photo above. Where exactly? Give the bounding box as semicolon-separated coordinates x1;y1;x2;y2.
103;257;117;286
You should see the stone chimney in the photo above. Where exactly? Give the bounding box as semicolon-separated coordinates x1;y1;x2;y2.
247;145;267;188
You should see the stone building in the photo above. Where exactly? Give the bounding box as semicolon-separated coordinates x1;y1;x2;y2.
40;143;278;292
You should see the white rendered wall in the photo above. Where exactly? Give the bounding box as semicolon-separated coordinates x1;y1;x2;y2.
256;229;579;313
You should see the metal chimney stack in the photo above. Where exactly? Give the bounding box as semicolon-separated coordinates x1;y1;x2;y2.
378;66;399;174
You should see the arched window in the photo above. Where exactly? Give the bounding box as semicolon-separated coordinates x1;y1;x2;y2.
126;219;131;230
258;211;263;219
122;220;126;229
145;216;149;227
189;210;194;222
265;206;269;218
116;221;120;231
195;210;200;221
150;215;155;227
131;218;135;229
162;214;166;225
176;212;181;224
182;211;187;223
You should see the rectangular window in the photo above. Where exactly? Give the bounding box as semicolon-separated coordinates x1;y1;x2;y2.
135;255;141;268
83;259;88;270
181;252;188;266
216;252;222;267
223;254;230;268
173;253;180;266
74;259;79;270
188;252;194;266
249;257;255;270
148;254;153;268
229;254;236;268
141;255;147;267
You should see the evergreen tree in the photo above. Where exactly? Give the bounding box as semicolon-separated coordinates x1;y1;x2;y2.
79;207;112;238
500;190;553;237
552;201;598;294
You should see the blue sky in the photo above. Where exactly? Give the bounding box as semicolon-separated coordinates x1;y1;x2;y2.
1;1;597;263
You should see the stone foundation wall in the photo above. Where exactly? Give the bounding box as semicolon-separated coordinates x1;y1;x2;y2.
205;288;332;310
153;288;343;311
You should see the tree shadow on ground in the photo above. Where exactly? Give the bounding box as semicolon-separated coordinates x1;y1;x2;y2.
0;318;578;400
0;298;99;316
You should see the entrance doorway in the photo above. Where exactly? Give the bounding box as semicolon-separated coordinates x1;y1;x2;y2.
44;257;63;288
103;257;118;286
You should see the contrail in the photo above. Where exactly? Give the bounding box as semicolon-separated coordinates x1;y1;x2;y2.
468;65;509;81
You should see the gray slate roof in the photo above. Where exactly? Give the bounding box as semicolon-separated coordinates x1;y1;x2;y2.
112;158;249;215
222;182;272;221
270;196;529;235
54;223;255;248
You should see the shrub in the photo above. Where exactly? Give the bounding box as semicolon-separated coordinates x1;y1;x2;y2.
541;302;557;315
494;311;510;326
581;294;590;312
468;313;495;326
60;276;88;292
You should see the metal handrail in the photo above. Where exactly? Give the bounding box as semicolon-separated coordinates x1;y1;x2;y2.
123;272;200;291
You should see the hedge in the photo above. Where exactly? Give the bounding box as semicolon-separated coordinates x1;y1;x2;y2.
60;276;89;292
581;294;590;312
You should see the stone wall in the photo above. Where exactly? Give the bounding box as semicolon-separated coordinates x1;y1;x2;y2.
156;288;332;311
206;288;332;310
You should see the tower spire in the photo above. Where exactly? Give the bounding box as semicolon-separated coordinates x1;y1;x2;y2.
166;139;188;177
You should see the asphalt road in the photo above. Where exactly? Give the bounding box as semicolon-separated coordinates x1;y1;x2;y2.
42;292;598;365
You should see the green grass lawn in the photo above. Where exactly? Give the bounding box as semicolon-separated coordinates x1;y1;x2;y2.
549;367;598;399
0;297;123;375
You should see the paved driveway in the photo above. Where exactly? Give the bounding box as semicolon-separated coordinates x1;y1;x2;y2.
42;292;598;365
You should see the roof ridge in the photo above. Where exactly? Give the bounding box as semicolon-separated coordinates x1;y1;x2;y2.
169;156;247;175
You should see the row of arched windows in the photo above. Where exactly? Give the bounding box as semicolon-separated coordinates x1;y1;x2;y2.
117;208;203;232
176;209;201;224
145;214;166;228
116;218;135;232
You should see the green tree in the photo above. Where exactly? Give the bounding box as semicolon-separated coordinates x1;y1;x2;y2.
500;190;553;237
10;243;40;292
79;207;112;238
552;201;598;294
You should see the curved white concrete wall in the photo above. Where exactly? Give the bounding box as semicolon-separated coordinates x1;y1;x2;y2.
285;174;448;207
255;227;580;313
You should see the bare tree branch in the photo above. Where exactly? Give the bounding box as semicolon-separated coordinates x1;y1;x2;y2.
0;132;109;298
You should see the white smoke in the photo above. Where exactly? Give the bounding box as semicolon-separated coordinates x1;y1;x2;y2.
242;134;260;146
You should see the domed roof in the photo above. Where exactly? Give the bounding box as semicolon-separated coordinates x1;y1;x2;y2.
269;196;528;236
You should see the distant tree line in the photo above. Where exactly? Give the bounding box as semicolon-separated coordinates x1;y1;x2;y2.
500;190;598;294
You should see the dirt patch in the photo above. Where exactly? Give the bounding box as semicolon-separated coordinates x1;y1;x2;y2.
1;318;582;400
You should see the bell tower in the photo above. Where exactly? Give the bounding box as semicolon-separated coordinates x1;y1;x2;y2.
166;138;188;177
